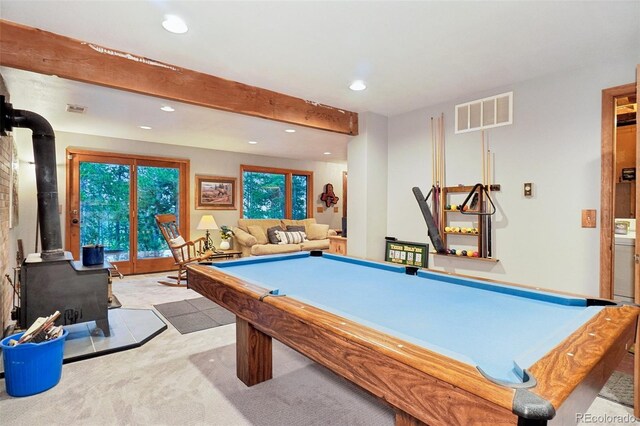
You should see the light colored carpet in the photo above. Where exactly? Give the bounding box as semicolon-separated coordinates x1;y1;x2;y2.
599;371;634;408
0;272;636;425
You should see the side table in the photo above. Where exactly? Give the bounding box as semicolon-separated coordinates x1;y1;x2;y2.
328;236;347;255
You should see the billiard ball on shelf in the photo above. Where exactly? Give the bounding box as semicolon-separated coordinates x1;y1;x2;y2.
445;204;451;210
445;226;452;233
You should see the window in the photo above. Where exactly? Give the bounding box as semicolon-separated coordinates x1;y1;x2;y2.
241;165;313;219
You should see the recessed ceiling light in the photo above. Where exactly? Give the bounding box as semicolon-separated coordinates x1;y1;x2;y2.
323;152;331;155
284;129;296;133
160;105;175;112
139;125;152;130
248;140;258;145
349;80;367;91
162;15;188;34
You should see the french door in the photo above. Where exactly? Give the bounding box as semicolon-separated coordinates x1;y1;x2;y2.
66;149;189;275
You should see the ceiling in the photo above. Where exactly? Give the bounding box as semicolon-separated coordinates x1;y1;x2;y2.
1;1;638;162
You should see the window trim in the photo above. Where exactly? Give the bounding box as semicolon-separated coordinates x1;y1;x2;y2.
240;164;314;219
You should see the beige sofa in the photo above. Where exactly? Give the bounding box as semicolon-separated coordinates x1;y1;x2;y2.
233;218;337;257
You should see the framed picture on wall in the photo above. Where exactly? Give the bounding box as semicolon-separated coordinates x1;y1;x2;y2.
195;175;237;210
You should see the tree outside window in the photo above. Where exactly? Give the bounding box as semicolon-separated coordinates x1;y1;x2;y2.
241;165;312;219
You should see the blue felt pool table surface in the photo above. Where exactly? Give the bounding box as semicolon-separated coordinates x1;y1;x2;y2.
213;252;604;384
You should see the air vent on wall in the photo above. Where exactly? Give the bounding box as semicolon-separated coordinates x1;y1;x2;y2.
66;104;87;114
455;92;512;134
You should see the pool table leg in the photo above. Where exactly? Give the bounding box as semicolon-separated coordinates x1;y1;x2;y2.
395;410;426;426
236;316;273;386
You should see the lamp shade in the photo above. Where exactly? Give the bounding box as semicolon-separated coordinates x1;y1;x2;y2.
197;214;219;230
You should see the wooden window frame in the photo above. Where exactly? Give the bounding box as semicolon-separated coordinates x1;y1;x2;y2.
240;164;314;219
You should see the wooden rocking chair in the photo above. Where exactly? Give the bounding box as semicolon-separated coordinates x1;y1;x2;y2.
155;214;212;287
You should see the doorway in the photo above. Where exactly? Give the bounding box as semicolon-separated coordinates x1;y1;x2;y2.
66;149;189;275
600;83;637;299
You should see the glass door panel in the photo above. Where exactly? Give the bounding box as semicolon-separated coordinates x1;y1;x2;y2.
292;174;308;220
79;162;131;263
137;165;179;260
242;171;286;218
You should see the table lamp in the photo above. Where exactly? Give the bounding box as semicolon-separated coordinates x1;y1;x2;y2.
197;214;219;251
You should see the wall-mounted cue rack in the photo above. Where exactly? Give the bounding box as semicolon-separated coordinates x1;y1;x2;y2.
438;185;499;262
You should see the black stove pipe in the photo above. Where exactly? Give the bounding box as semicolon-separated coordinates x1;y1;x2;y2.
1;96;64;259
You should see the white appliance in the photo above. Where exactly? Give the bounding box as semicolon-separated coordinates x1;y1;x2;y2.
614;218;636;303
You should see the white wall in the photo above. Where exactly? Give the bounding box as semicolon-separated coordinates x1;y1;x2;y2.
10;131;346;258
347;112;388;260
387;59;639;296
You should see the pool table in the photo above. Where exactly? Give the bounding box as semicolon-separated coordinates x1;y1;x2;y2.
187;251;639;426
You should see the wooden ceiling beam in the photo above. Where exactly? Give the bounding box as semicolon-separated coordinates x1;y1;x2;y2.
0;20;358;136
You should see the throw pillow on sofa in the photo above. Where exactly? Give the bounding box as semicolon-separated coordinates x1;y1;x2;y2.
267;226;284;244
307;224;329;240
247;225;269;245
286;225;306;233
276;230;307;244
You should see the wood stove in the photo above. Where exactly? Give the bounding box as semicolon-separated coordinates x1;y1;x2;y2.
1;96;110;335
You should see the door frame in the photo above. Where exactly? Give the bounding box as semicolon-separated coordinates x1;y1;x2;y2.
342;170;348;218
600;76;639;418
599;82;636;299
66;148;190;274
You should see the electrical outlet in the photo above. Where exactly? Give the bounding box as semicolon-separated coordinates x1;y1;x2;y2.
524;183;532;197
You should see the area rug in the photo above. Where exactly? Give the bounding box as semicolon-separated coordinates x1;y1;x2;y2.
153;297;235;334
598;371;633;407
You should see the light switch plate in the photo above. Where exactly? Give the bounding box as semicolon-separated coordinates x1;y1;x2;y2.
581;209;596;228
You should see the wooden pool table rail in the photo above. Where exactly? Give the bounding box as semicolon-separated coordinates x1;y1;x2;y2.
527;304;638;424
187;263;638;425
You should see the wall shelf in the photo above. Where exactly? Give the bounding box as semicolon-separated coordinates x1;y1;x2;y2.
432;252;499;263
441;185;497;261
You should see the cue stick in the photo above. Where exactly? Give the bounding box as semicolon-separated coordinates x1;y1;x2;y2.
439;113;445;228
431;117;439;228
431;117;435;186
487;148;493;258
480;131;487;258
481;130;486;189
435;116;439;226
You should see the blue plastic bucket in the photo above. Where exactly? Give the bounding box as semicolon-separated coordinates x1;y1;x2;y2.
1;329;68;397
